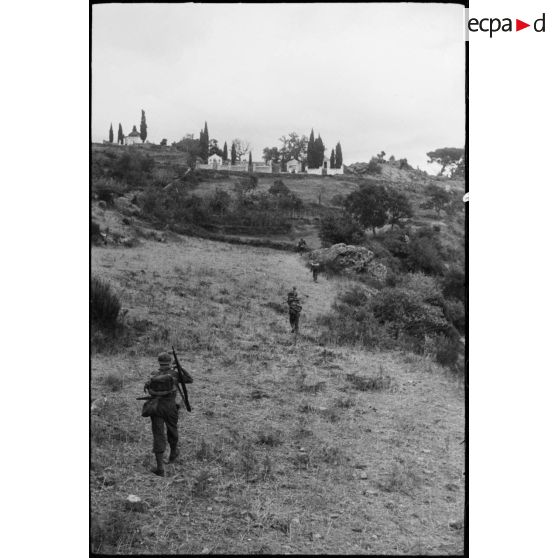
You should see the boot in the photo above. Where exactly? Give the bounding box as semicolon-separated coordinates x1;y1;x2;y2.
168;446;180;463
151;453;165;477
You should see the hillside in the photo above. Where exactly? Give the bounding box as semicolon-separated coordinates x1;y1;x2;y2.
91;142;465;554
91;235;464;555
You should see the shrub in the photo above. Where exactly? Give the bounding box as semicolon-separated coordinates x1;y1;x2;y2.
443;298;465;334
91;219;102;243
442;267;465;303
368;160;382;174
319;212;364;247
433;333;461;368
91;276;121;328
405;228;445;275
268;179;290;196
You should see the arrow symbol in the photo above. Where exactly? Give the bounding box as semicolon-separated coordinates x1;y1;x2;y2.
516;19;530;31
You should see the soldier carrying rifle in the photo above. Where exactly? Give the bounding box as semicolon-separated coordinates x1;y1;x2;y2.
139;349;192;477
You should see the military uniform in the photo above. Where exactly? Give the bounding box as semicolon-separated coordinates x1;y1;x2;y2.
287;287;302;333
144;352;182;476
310;262;320;282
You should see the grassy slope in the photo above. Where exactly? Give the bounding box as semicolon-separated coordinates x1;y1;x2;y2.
91;235;464;555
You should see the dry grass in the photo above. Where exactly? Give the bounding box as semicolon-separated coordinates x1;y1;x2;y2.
91;234;465;555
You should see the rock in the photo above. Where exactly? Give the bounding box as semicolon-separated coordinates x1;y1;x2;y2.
309;244;387;284
125;494;147;512
360;472;368;480
201;547;210;554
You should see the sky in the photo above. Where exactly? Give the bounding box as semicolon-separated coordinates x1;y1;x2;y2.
92;3;465;172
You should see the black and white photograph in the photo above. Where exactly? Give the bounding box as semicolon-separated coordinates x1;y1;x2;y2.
90;2;466;554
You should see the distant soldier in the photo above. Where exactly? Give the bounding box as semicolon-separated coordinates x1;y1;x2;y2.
297;238;308;253
287;286;302;333
310;261;320;282
142;352;184;477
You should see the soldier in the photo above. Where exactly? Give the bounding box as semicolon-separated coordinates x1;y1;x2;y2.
287;286;302;333
297;238;307;253
143;352;183;477
310;261;320;282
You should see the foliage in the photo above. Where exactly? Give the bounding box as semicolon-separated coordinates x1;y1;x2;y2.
91;276;122;329
367;159;382;174
117;123;123;145
222;141;228;161
262;146;280;164
92;177;128;205
330;149;335;170
335;142;343;169
108;123;113;143
420;184;454;215
173;136;201;169
427;147;464;176
406;228;445;275
199;122;209;163
209;189;231;215
442;267;465;303
386;190;413;228
319;213;364;246
160;138;167;146
344;182;389;235
231;142;237;164
232;138;250;161
140;109;147;143
102;151;154;186
268;179;290;197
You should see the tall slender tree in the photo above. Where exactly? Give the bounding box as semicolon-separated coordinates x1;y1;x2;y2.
335;142;343;168
199;123;209;163
109;123;114;143
248;151;253;171
231;142;237;164
117;123;124;144
140;109;147;143
330;149;335;169
314;135;325;167
223;141;228;161
308;129;316;168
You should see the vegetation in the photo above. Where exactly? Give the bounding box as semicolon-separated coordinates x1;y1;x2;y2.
91;276;122;328
319;213;364;246
117;123;123;145
140;109;147;143
426;147;464;177
108;123;113;143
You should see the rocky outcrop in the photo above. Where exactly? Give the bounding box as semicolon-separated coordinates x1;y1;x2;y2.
309;243;387;284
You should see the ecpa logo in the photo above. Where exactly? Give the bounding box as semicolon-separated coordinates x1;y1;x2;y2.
468;13;546;38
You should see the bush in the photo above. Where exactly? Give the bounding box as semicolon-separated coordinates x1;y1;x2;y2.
91;276;121;328
93;177;128;205
433;333;461;367
268;179;290;196
442;267;465;303
405;228;445;275
319;212;364;247
91;219;101;242
443;298;465;334
368;160;382;174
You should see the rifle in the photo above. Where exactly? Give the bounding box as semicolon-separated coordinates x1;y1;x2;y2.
136;396;153;400
172;345;192;412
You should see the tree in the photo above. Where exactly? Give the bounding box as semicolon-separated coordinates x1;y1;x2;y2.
232;138;251;161
385;190;413;229
109;123;114;143
199;122;209;163
420;184;453;216
223;141;228;161
231;142;237;164
377;151;386;162
344;182;389;235
278;132;308;166
160;138;167;146
335;142;343;168
426;147;464;176
117;123;124;145
248;151;252;166
140;109;147;143
262;146;280;164
308;129;316;168
330;149;335;169
319;213;364;247
314;135;325;168
208;139;222;157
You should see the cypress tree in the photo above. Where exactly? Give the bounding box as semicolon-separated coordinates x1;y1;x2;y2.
199;125;209;163
231;142;237;164
315;135;325;167
140;109;147;143
308;129;315;168
109;123;114;143
330;149;335;170
335;142;343;168
223;141;228;161
117;123;123;144
249;151;252;165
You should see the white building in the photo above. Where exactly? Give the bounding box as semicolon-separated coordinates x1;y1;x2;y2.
208;153;223;168
286;159;302;173
124;126;142;145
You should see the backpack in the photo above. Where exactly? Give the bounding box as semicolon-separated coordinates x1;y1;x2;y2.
146;373;175;396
